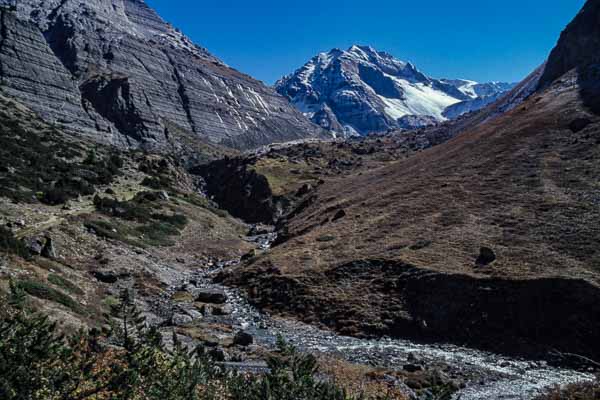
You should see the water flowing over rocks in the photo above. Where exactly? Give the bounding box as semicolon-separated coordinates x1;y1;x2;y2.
142;230;594;400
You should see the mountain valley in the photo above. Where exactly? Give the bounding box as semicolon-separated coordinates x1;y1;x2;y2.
0;0;599;399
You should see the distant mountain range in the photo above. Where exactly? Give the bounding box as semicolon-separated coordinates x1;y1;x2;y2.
276;45;515;136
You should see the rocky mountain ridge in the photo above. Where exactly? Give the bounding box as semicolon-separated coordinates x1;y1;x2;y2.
0;0;325;154
275;45;515;136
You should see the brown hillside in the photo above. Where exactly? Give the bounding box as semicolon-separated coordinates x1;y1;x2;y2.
223;71;600;359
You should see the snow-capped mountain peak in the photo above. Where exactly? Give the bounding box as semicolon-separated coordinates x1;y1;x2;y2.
276;46;516;136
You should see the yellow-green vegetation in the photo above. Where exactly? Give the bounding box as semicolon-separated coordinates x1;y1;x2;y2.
172;291;194;303
87;192;189;247
251;158;318;197
47;273;84;295
15;279;86;315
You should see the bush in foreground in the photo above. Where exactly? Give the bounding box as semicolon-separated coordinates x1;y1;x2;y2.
0;285;386;400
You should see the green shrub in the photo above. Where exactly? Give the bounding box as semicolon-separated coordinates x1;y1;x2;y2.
93;195;154;222
41;187;71;205
0;227;29;258
151;213;188;229
47;274;84;295
92;194;188;247
0;109;123;205
16;280;85;315
228;336;356;400
0;286;374;400
141;175;172;190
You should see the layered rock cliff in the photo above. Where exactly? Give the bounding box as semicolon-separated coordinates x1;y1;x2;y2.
0;0;324;151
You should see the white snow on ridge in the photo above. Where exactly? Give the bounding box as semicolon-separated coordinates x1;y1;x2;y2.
455;80;479;99
276;45;515;135
378;76;462;121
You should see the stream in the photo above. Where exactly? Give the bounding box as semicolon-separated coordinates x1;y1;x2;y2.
162;230;595;400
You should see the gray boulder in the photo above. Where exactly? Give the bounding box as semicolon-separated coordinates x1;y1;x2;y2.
171;313;193;327
196;288;228;304
41;236;57;259
233;331;253;347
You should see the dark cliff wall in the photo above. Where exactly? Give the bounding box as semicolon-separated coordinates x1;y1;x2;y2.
540;0;600;87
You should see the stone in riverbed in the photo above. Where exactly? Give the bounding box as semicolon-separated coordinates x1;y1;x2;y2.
233;331;253;347
196;289;228;304
171;313;193;326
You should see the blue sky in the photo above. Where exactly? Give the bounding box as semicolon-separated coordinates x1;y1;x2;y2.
146;0;585;85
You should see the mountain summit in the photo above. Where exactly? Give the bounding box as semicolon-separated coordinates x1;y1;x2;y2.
276;45;514;136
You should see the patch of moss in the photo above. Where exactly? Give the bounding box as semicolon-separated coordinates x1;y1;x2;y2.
172;291;194;303
102;295;120;310
47;274;84;295
136;222;180;247
16;279;86;315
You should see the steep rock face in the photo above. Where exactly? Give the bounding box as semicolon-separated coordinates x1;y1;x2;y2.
0;9;101;135
275;45;515;136
224;260;600;360
539;0;600;113
539;0;600;87
0;0;323;150
193;157;280;224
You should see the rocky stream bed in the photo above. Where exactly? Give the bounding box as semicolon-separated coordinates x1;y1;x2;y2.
150;230;594;400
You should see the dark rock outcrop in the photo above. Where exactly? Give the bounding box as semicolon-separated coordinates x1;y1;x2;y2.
233;331;253;347
40;236;57;259
539;0;600;88
0;1;324;151
539;0;600;114
195;288;228;304
475;247;496;266
194;157;280;224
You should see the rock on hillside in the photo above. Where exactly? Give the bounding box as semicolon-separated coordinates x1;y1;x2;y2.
0;1;324;151
275;45;515;135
